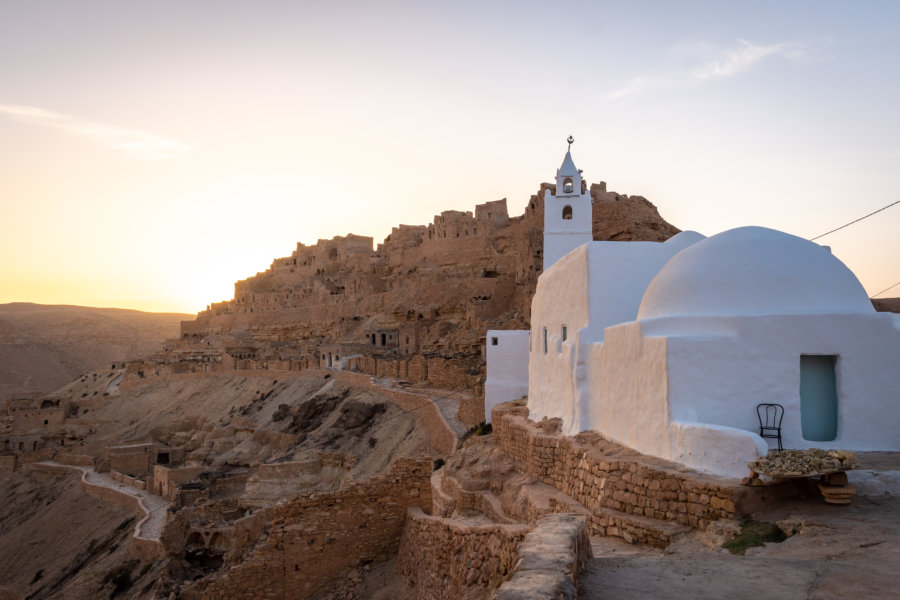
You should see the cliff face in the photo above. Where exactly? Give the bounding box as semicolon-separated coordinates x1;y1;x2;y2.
176;182;679;388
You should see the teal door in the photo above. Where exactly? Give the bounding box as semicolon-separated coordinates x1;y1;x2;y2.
800;355;838;441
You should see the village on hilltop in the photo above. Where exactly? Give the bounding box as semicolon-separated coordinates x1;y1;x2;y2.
2;143;899;600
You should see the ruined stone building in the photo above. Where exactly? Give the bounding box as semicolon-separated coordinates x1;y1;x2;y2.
169;159;679;405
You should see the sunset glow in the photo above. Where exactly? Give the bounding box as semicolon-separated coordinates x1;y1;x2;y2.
2;1;899;313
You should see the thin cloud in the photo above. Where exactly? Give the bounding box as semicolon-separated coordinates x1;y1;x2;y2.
606;39;806;100
0;104;191;159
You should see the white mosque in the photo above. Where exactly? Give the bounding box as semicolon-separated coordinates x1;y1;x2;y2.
485;142;900;478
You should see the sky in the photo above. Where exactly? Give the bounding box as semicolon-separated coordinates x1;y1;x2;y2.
1;0;898;314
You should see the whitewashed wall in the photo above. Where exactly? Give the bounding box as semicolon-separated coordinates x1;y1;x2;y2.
524;225;900;478
484;330;530;423
528;233;704;434
652;312;900;452
542;183;592;270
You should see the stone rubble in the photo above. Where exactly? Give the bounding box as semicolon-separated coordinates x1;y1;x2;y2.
748;449;859;478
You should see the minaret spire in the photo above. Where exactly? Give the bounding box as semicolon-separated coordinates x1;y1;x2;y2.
542;137;592;270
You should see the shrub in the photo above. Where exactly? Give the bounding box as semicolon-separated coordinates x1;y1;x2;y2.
723;521;787;555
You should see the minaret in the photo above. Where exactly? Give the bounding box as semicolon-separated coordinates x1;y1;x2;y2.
543;136;592;270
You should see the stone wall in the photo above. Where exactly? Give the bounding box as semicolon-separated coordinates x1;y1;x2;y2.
432;465;587;528
347;354;482;393
55;452;94;466
491;514;591;600
153;464;208;500
457;394;485;427
397;508;529;600
0;455;15;473
492;402;740;534
10;406;65;432
80;473;146;518
180;458;432;600
110;469;148;491
14;448;55;464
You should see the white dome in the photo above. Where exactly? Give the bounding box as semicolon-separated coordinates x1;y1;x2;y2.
638;226;874;320
663;230;707;250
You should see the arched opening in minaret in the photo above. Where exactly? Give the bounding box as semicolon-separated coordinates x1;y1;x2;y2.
563;177;574;194
562;205;573;220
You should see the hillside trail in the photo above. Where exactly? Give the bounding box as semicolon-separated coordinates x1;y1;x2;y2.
372;377;470;438
37;462;170;539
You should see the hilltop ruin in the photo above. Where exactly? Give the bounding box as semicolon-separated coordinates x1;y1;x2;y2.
168;182;678;424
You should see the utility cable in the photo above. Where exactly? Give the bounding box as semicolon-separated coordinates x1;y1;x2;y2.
872;279;900;298
809;199;900;241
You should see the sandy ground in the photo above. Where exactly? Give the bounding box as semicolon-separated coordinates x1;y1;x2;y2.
581;492;900;600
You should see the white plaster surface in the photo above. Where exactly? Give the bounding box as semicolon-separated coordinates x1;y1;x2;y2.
542;192;591;270
528;234;705;434
650;312;900;453
521;223;900;478
484;330;530;423
495;153;899;479
542;149;592;270
639;226;874;320
668;421;769;478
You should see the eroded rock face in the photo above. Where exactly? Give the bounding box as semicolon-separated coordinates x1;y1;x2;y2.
176;184;679;385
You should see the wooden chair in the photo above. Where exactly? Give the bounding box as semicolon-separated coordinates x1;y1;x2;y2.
757;403;784;451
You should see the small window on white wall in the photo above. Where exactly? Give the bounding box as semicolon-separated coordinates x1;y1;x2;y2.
491;336;498;346
562;205;573;220
543;328;548;354
561;325;567;341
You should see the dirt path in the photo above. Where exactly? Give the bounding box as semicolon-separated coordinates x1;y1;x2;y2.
373;378;471;437
581;494;900;599
38;462;170;539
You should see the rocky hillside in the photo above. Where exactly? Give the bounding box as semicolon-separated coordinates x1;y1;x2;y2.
1;367;439;599
0;303;188;401
0;468;158;600
872;297;900;313
174;182;680;391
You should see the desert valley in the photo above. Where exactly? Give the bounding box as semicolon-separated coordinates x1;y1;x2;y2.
2;154;899;599
3;4;900;599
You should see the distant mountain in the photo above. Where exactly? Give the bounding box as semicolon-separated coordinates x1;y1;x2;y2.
0;303;189;401
872;298;900;313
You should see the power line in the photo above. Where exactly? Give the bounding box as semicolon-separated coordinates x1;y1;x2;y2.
809;199;900;241
872;279;900;298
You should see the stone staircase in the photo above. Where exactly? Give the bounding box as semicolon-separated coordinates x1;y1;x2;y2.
590;506;689;548
428;398;777;554
433;434;694;550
